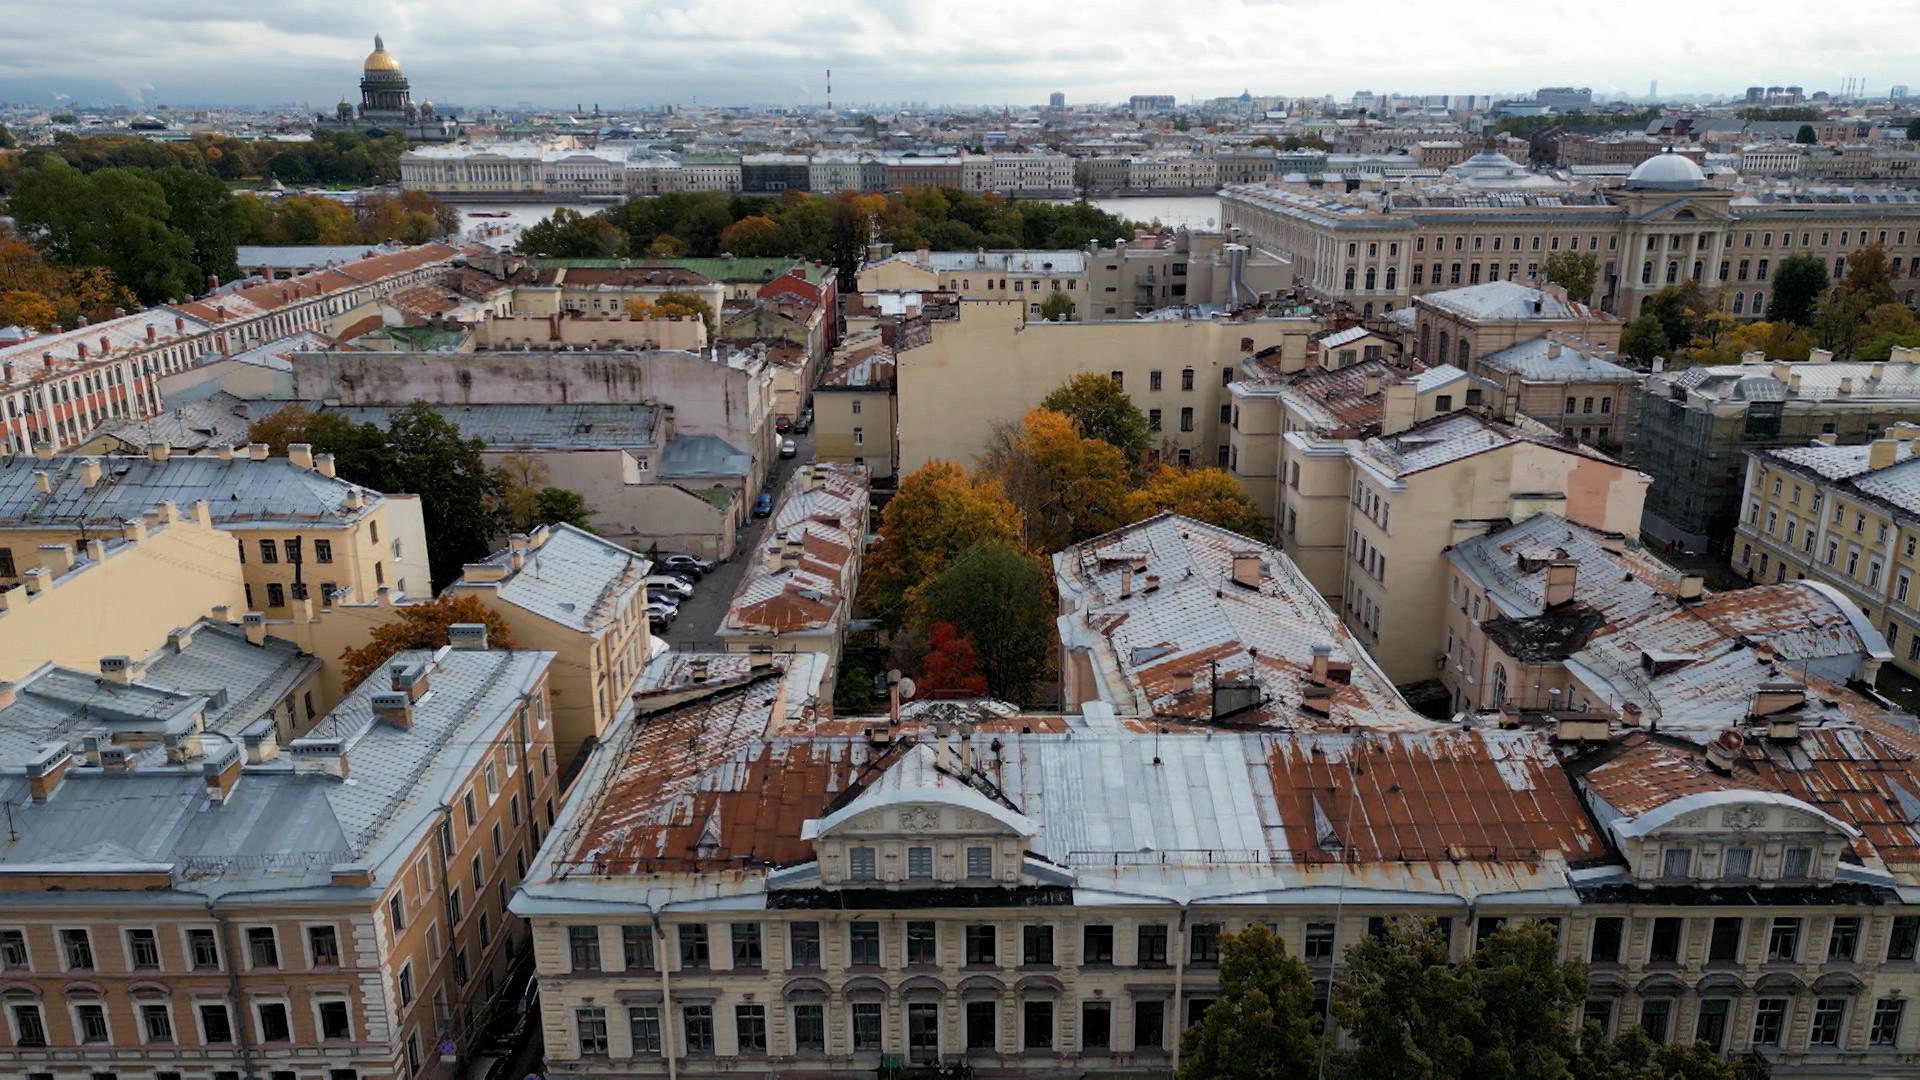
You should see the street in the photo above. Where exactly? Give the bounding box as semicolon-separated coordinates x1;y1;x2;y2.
657;429;814;651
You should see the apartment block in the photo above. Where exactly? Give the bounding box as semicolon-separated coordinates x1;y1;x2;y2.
1471;335;1640;446
813;330;897;479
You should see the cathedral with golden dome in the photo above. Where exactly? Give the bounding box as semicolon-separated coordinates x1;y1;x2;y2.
314;35;461;142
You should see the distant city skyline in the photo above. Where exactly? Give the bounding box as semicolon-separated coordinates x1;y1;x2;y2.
1;0;1915;111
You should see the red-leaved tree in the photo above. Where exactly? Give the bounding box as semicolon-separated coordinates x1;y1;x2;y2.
920;622;987;695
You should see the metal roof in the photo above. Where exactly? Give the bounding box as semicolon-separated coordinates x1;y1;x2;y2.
1475;337;1638;383
0;455;378;532
656;435;751;478
461;524;651;634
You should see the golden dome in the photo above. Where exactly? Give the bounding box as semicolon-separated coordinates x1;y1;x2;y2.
364;34;400;73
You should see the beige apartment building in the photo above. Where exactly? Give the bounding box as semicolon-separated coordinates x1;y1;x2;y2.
857;249;1088;320
1080;231;1292;319
448;523;656;769
896;300;1317;473
0;445;431;607
1227;368;1650;682
0;640;560;1080
813;331;898;479
1734;429;1920;678
1411;280;1623;367
1472;334;1641;447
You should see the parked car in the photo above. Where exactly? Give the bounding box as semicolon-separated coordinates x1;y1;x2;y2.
644;574;694;597
645;589;681;611
647;611;673;632
753;493;774;517
483;986;538;1054
660;553;713;576
774;416;792;433
793;409;811;434
780;438;798;459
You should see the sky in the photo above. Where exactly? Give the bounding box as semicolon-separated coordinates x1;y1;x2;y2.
2;0;1917;110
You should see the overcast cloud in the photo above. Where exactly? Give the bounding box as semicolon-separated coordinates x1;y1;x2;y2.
3;0;1916;109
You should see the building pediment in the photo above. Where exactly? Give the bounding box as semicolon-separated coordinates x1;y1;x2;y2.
804;789;1035;842
1622;197;1737;224
1611;790;1857;844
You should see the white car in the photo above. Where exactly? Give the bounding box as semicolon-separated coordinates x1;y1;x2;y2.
644;574;694;597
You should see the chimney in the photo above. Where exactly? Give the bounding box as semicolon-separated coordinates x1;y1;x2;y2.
242;611;266;646
21;567;48;594
145;324;156;342
288;736;349;779
390;661;430;701
287;443;314;470
1807;348;1833;363
84;539;104;563
146;442;170;462
1869;439;1898;471
1362;371;1383;396
1677;573;1705;602
174;316;185;334
1788;373;1802;393
78;460;101;489
99;336;109;356
1840;376;1854;394
1620;702;1644;726
217;445;234;462
1704;730;1742;774
76;342;86;360
313;453;336;478
1231;551;1264;589
36;544;73;574
344;490;364;510
1381;381;1418;435
463;562;508;584
1171;670;1195;693
32;470;49;494
202;744;242;805
247;442;269;461
24;743;72;800
372;691;413;730
98;745;133;770
1546;342;1562;358
1310;643;1332;683
32;444;52;462
447;623;489;650
1749;681;1807;718
242;716;280;763
99;655;137;686
0;681;14;710
167;625;196;653
121;518;142;543
1119;566;1133;598
1543;560;1578;608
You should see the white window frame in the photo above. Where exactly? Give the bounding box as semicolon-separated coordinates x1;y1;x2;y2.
67;998;112;1044
301;921;342;969
138;998;178;1044
243;925;281;970
313;994;355;1041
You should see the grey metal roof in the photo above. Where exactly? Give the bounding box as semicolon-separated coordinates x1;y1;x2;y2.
1475;337;1639;383
657;434;750;478
1418;281;1587;322
252;402;661;451
139;619;322;736
237;244;397;268
462;524;651;633
0;455;375;531
86;392;255;451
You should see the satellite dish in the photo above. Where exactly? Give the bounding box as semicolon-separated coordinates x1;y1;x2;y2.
897;677;917;701
887;668;903;684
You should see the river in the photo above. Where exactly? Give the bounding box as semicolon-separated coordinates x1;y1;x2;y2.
454;194;1225;243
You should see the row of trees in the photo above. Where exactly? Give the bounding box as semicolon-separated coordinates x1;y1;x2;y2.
2;155;458;315
1615;243;1920;366
1181;919;1756;1080
858;373;1266;706
0;130;410;190
248;403;592;593
517;189;1138;286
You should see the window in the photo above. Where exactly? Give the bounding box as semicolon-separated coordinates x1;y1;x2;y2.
905;845;933;879
1661;847;1692;879
1081;1000;1112;1049
127;928;160;969
1810;998;1846;1046
1829;917;1861;962
789;922;821;968
679;924;710;969
319;999;351;1040
10;1002;45;1047
259;539;278;563
622;925;654;970
1648;917;1682;963
1695;999;1729;1052
1136;999;1166;1049
1138;923;1168;965
256;1001;291;1042
313;539;332;563
965;925;997;966
966;999;996;1050
265;582;285;607
397;962;414;1006
569;926;601;971
852;1002;882;1051
1150;370;1163;392
1110;372;1123;389
848;846;876;880
1768;917;1802;962
1707;917;1741;963
1147;408;1162;432
630;1006;663;1054
849;921;880;966
1784;846;1813;878
906;921;937;965
682;1005;714;1053
852;427;864;446
1023;1000;1053;1049
247;927;279;968
75;1002;109;1043
0;930;25;970
1583;999;1613;1038
189;928;219;969
1638;999;1671;1045
1871;997;1906;1046
137;1002;173;1044
1084;924;1114;964
1889;915;1920;960
1189;923;1220;963
1180;407;1193;432
1589;917;1623;963
199;1002;232;1044
1023;924;1054;965
1752;998;1787;1045
1181;368;1195;391
62;928;94;970
1305;921;1336;962
387;895;406;934
736;1004;767;1054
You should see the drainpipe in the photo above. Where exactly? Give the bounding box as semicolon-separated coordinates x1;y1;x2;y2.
206;899;259;1080
652;912;679;1080
1170;902;1190;1074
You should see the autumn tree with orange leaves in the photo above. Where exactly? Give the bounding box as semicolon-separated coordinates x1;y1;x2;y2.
339;594;516;688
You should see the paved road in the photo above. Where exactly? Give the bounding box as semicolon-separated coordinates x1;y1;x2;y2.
658;431;813;651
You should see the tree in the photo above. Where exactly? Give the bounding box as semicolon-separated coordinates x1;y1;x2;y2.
1909;118;1920;143
1619;313;1669;362
1038;372;1151;465
1811;285;1877;360
1571;1025;1743;1080
7;158;200;305
643;233;690;257
1765;254;1829;325
515;207;628;258
0;124;13;150
149;167;244;284
1855;303;1920;361
0;225;133;329
1642;281;1719;351
533;487;596;532
918;622;987;695
864;462;1021;630
1683;319;1816;366
919;543;1054;703
1835;242;1895;307
247;404;318;455
718;214;782;257
382;401;507;592
1178;924;1319;1080
1542;250;1598;303
1037;290;1075;322
978;409;1133;552
1794;124;1818;144
497;450;549;534
1129;466;1267;537
338;594;517;688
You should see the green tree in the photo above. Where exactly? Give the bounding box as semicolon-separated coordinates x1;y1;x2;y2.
864;461;1021;631
919;543;1054;703
1642;281;1718;350
149;167;244;285
533;487;595;532
515;207;628;258
1039;372;1151;465
0;124;14;150
7;158;199;305
381;401;507;591
1909;118;1920;143
1037;290;1076;322
1178;924;1319;1080
1794;124;1818;144
1765;254;1829;325
1619;313;1670;362
1835;242;1896;306
1542;250;1599;303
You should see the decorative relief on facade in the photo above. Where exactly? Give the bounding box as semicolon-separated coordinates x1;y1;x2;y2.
899;807;942;833
1721;805;1765;831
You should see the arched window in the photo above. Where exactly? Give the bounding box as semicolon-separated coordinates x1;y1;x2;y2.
1458;340;1470;367
1364;267;1377;291
1438;331;1451;363
1666;262;1680;284
1385;267;1398;291
1641;262;1653;285
1344;267;1356;290
1363;302;1374;318
1732;292;1744;314
1420;324;1431;359
1753;291;1764;312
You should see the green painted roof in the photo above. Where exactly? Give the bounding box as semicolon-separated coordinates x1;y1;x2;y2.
531;256;833;286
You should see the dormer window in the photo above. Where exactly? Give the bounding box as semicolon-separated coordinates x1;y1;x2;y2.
1662;848;1693;879
1783;847;1813;878
906;847;933;879
1722;847;1753;879
849;847;877;881
965;846;993;878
